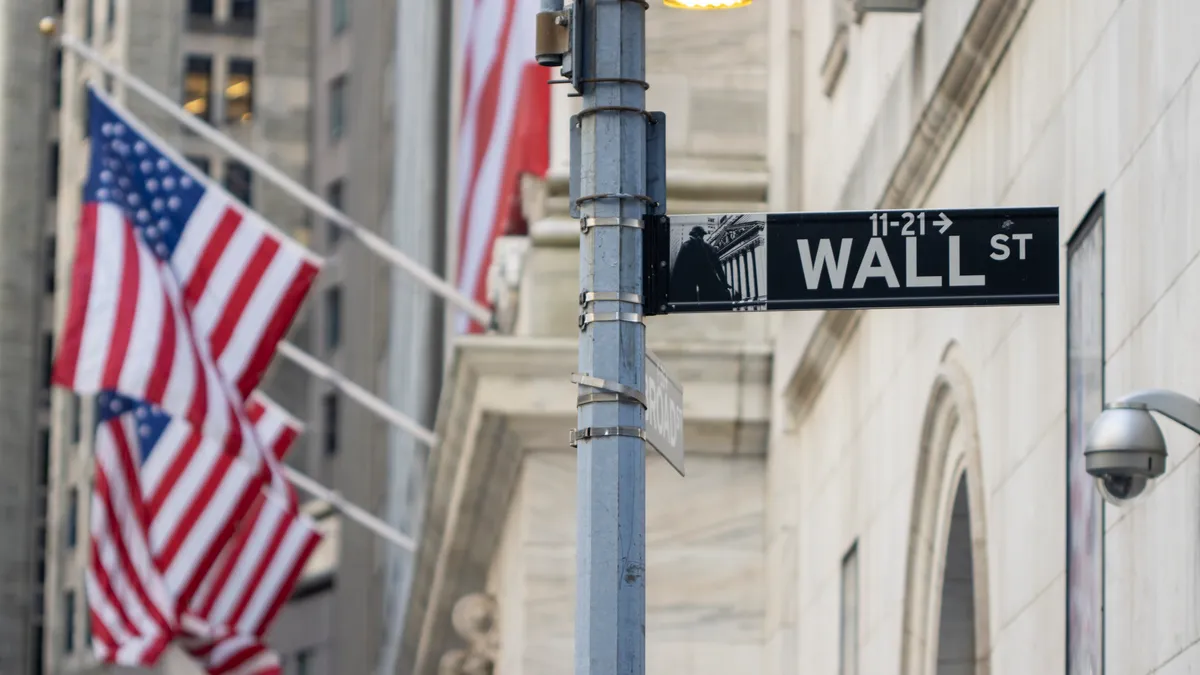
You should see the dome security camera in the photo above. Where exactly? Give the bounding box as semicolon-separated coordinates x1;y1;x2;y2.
1084;407;1166;505
1084;389;1200;506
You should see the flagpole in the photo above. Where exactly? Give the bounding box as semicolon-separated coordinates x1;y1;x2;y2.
45;23;493;328
283;466;416;551
276;343;438;447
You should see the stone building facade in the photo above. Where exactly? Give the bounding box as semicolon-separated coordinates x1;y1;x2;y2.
400;0;1200;674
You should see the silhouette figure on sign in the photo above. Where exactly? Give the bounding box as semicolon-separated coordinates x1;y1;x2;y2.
671;226;733;304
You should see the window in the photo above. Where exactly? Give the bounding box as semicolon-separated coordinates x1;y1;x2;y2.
296;648;314;675
52;49;62;110
37;429;50;487
231;0;256;22
106;0;115;30
45;237;56;293
225;58;255;123
42;334;54;390
1066;197;1105;675
839;542;859;675
329;76;347;142
183;55;213;121
225;160;253;206
322;392;339;456
63;590;75;653
332;0;349;34
85;607;92;647
326;180;344;248
188;0;214;17
31;624;43;675
324;285;342;350
71;395;81;444
65;488;77;549
47;143;59;199
186;154;211;177
85;0;94;41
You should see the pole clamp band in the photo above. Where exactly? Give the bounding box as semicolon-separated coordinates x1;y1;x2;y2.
571;373;646;408
579;291;642;306
580;216;643;232
579;311;643;330
569;426;647;448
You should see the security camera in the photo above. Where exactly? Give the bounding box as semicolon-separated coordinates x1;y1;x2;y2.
1084;389;1200;506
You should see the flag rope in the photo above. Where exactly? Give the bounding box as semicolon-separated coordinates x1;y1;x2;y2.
55;31;493;328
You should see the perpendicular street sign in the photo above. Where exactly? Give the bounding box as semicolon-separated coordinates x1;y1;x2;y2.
643;207;1060;315
643;349;684;477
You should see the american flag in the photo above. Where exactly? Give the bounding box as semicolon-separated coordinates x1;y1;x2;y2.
453;0;550;333
89;390;320;672
180;397;322;675
54;86;324;670
53;86;316;503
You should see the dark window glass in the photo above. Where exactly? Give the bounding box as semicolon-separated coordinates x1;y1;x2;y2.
225;58;254;123
71;395;81;444
231;0;256;22
297;649;314;675
37;430;49;487
63;591;75;653
185;155;211;177
189;0;214;16
47;143;59;199
333;0;349;34
225;160;253;206
65;488;77;549
324;286;341;350
85;0;94;41
329;76;347;141
45;237;56;293
42;335;54;390
31;624;43;675
322;393;338;456
183;55;213;122
326;180;343;248
52;49;62;110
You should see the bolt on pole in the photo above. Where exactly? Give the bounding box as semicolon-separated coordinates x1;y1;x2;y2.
572;0;648;674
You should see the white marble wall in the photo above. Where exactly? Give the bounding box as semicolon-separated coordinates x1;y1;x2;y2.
773;0;1200;674
486;452;766;675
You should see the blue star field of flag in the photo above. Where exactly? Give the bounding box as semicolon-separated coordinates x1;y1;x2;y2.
96;391;172;464
84;86;209;264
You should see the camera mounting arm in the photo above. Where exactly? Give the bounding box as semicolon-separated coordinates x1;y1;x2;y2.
1106;389;1200;436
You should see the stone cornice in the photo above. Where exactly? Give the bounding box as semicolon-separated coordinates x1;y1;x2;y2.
400;335;771;675
786;0;1035;420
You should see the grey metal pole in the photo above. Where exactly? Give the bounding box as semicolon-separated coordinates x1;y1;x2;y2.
573;0;647;673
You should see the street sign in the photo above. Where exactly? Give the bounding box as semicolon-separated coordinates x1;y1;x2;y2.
644;350;684;477
644;206;1060;314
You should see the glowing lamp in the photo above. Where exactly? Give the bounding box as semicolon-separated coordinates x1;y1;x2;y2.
663;0;752;9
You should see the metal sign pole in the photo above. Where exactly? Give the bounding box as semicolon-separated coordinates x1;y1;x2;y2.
571;0;648;673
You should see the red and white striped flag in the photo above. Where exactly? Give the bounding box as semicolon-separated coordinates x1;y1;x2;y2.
453;0;550;333
180;395;321;675
87;409;177;666
58;85;323;670
53;86;319;504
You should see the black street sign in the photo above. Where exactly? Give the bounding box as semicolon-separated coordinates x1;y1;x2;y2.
644;207;1060;315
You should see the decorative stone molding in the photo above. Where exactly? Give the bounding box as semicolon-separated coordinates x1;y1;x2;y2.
787;0;1036;414
436;593;500;675
899;342;992;675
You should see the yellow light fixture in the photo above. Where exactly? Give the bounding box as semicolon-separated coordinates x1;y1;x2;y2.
663;0;752;8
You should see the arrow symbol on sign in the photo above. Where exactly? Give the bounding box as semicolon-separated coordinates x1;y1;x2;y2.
936;212;953;234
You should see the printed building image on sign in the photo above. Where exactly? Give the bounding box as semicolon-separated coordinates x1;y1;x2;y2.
661;207;1060;314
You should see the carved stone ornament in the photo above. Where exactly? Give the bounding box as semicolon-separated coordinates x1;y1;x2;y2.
437;593;500;675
